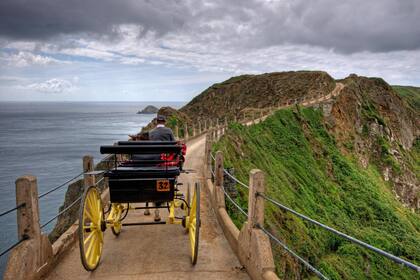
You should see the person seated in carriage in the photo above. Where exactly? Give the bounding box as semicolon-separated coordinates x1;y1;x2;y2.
145;115;177;221
126;115;181;221
149;115;175;141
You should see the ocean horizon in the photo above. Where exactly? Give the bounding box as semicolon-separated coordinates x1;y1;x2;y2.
0;101;185;275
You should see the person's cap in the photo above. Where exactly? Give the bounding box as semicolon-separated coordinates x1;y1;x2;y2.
156;115;166;122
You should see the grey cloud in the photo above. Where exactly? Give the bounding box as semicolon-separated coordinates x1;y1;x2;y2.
1;0;420;53
0;0;189;39
253;0;420;53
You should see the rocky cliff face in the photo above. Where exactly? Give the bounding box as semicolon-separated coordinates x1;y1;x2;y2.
317;74;419;210
180;71;335;120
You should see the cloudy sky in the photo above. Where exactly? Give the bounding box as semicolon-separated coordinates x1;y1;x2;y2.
0;0;419;101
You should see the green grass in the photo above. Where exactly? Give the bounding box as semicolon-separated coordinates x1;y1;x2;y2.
393;86;420;112
213;107;419;279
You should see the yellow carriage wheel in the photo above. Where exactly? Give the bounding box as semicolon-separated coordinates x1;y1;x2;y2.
184;183;191;234
189;182;200;265
109;203;128;236
78;186;104;271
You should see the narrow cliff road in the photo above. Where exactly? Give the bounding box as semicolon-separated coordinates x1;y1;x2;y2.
45;135;249;280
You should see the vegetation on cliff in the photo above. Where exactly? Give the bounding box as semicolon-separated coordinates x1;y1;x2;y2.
213;107;419;279
393;85;420;112
180;71;335;120
209;73;419;279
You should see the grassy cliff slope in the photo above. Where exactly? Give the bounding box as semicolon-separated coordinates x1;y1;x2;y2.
213;108;419;279
393;85;420;112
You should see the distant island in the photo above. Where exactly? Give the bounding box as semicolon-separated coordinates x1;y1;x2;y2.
137;105;159;114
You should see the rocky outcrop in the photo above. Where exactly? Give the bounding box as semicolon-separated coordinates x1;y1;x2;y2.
316;74;419;210
137;105;159;114
180;71;335;120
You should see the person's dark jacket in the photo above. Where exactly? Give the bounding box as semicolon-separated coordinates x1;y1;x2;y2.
149;126;175;141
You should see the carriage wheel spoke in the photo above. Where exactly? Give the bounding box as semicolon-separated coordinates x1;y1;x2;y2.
86;232;97;265
84;231;95;246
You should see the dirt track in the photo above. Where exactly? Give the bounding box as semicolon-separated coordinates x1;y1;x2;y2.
45;135;249;280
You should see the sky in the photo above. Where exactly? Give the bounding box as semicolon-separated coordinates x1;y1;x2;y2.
0;0;419;102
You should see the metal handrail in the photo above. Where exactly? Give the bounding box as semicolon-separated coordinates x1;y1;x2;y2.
40;175;105;230
223;169;249;189
38;171;84;199
214;163;420;274
257;192;420;272
257;224;329;280
218;177;326;278
0;235;29;258
40;196;82;229
221;185;248;218
0;203;25;218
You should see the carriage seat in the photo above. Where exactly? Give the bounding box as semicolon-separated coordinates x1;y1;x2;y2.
105;166;180;179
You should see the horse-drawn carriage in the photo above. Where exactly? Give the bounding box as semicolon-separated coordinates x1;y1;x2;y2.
78;141;200;271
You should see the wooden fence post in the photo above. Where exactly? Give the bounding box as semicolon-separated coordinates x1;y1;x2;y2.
199;121;202;134
15;176;41;252
248;169;265;228
237;168;275;280
175;125;179;139
205;134;212;179
214;151;225;208
184;124;189;140
8;175;53;279
83;155;95;187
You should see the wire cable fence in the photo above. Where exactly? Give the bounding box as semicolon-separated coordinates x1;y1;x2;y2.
223;169;249;190
0;203;25;218
40;196;82;229
209;155;420;276
0;202;28;258
40;174;106;230
256;192;420;272
38;171;84;199
256;224;329;280
217;169;328;278
220;184;248;218
0;235;29;258
0;157;110;258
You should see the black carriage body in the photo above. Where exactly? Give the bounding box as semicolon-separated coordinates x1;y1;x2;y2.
105;166;180;203
101;142;183;204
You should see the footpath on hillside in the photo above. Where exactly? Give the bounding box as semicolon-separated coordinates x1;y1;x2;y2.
45;135;249;280
247;82;345;125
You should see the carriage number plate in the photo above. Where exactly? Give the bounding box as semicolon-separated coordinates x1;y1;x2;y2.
156;180;170;192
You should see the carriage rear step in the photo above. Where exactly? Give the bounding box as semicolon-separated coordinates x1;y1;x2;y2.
122;221;166;226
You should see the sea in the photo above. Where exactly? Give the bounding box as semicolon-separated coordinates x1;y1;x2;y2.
0;101;184;276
